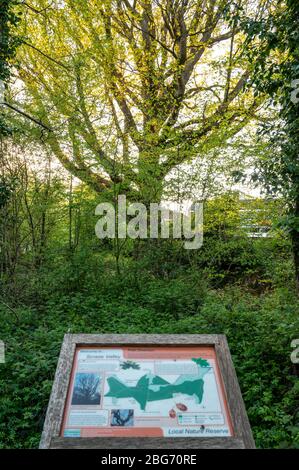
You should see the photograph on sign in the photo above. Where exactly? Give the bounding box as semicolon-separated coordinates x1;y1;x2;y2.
61;345;233;439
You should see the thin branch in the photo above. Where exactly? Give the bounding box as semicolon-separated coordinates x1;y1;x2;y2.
22;1;54;15
22;41;70;71
2;103;53;132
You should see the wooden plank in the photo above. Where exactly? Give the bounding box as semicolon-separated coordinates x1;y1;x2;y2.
39;334;76;449
72;334;221;345
215;335;255;449
50;437;245;449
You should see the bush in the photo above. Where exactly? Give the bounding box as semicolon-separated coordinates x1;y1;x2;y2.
0;275;298;448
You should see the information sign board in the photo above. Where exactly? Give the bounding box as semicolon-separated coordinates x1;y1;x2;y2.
40;335;255;449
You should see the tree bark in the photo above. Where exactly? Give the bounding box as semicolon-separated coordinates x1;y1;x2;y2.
291;198;299;291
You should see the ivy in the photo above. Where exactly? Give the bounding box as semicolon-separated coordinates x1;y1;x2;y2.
0;0;22;135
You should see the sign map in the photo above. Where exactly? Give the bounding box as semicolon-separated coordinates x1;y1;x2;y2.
62;346;232;438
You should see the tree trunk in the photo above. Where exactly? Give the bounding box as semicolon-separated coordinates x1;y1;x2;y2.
291;198;299;291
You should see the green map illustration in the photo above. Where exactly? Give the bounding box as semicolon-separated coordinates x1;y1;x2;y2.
105;358;211;411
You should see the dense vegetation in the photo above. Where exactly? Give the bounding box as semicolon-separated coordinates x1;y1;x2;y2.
0;170;298;448
0;0;298;450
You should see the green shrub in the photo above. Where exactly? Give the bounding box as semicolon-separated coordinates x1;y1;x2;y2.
0;279;298;448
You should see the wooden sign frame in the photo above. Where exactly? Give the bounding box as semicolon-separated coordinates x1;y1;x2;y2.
39;334;255;449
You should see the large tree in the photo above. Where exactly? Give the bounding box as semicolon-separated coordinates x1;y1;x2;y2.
241;0;299;287
10;0;270;202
